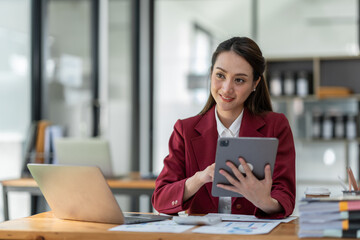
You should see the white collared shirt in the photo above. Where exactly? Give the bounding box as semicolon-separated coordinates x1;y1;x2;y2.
215;106;244;214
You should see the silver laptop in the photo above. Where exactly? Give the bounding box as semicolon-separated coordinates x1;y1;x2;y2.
27;164;170;224
54;138;114;178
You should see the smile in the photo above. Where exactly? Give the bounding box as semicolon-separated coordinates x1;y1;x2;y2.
220;94;234;102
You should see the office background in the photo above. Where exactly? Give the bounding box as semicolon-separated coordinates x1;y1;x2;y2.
0;0;359;220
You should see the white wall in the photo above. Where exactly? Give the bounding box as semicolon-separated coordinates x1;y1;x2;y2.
259;0;358;57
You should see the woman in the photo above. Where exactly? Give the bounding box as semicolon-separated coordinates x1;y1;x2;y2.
152;37;295;219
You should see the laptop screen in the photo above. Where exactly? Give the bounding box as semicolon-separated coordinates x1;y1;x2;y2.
54;138;113;177
28;164;124;224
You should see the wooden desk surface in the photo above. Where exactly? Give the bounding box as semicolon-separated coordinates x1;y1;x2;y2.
1;178;156;189
0;212;306;240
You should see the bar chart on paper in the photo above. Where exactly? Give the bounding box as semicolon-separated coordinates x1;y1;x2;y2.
192;221;280;235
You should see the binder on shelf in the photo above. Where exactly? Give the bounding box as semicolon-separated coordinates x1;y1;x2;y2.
43;125;65;164
35;120;51;164
21;121;38;177
21;121;65;177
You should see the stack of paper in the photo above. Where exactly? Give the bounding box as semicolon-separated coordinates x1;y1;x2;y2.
298;198;360;238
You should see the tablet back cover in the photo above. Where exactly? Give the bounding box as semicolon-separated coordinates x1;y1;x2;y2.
211;137;278;197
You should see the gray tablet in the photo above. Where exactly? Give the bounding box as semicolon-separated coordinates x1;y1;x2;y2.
211;137;278;197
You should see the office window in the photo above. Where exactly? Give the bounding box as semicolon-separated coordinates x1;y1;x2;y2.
0;0;31;177
106;0;133;176
0;0;31;220
44;0;93;137
42;0;134;176
153;0;252;173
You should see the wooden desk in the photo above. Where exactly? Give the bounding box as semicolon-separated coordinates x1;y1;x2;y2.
1;178;155;221
0;212;308;240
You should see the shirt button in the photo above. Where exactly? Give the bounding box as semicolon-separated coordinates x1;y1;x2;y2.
236;204;242;209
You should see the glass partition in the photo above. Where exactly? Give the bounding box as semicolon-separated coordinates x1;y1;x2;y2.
43;0;134;175
106;0;133;176
0;0;30;174
0;0;31;220
44;0;93;137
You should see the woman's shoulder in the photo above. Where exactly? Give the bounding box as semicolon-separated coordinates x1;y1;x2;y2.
262;111;285;118
260;111;289;124
175;113;205;129
174;108;214;133
171;114;204;139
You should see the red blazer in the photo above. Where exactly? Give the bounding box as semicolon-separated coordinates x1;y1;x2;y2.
152;106;296;219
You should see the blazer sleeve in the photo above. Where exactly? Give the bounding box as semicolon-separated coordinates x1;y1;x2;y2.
152;120;190;214
254;114;296;219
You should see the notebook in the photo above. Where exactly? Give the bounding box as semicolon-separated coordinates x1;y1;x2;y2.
27;164;171;224
54;138;114;178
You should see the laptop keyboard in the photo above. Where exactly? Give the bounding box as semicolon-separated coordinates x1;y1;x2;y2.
124;213;171;224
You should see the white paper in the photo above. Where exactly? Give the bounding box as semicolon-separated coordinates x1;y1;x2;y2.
205;213;297;223
192;221;280;235
109;220;195;233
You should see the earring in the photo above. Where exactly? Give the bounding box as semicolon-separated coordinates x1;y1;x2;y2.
253;88;256;92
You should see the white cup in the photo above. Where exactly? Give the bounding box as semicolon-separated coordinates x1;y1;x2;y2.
304;187;330;198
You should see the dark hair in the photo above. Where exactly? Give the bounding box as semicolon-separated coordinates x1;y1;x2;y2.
199;37;272;115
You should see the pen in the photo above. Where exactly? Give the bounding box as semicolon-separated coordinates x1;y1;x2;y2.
348;167;359;191
337;175;348;191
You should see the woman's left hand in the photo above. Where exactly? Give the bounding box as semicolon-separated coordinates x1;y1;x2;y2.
217;157;281;214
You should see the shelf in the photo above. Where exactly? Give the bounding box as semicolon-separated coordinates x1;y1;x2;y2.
267;55;360;62
271;94;360;102
296;180;341;185
267;56;360;95
271;95;317;102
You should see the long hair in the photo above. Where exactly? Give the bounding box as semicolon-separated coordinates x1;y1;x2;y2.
199;37;272;115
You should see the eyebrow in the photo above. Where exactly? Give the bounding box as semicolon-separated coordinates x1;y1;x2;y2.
215;67;249;77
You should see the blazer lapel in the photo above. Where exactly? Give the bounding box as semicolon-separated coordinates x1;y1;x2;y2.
239;108;266;137
191;106;218;208
191;107;218;171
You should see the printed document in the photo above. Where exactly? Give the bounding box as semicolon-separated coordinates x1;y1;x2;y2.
206;213;297;223
109;220;194;233
193;221;280;234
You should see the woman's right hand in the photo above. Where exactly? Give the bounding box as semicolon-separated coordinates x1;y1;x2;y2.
183;163;215;201
197;163;215;184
